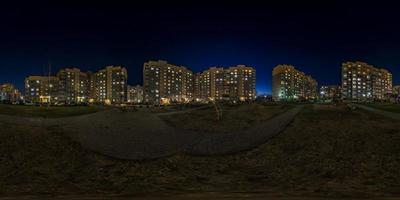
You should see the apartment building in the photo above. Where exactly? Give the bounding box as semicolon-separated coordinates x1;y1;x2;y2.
25;76;59;103
225;65;256;101
143;60;193;104
57;68;90;104
304;76;318;101
194;65;256;102
320;85;341;102
272;65;318;101
0;83;21;102
94;66;128;104
24;66;127;105
341;61;392;101
393;85;400;97
87;71;96;102
127;85;143;104
193;72;201;101
196;67;225;101
22;61;258;105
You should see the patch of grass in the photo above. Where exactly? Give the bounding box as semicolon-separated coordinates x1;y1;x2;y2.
160;103;292;134
2;104;400;197
364;103;400;113
258;104;400;196
0;104;106;118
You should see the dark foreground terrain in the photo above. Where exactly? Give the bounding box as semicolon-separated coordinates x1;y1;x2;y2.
0;104;105;118
1;104;400;198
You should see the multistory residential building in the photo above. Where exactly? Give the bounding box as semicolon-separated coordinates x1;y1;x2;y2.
25;76;59;103
194;65;256;102
86;71;96;103
143;60;193;104
304;75;318;101
393;85;400;97
196;67;225;101
0;83;21;102
94;66;127;104
341;61;392;101
224;65;256;101
193;72;201;101
272;65;318;101
57;68;90;104
127;85;144;103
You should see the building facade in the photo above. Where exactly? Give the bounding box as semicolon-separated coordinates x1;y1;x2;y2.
143;60;193;104
272;65;318;101
0;83;21;102
94;66;128;104
196;67;225;101
22;61;258;105
86;71;96;103
194;65;256;102
57;68;90;104
224;65;256;101
25;76;59;103
24;66;127;105
393;85;400;97
193;72;201;101
127;85;144;104
341;61;392;101
320;85;341;102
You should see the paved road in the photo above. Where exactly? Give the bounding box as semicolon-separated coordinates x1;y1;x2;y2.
0;106;303;160
353;104;400;120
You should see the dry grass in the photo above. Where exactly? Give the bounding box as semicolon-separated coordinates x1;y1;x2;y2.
1;104;400;197
160;103;291;134
0;104;106;118
364;103;400;113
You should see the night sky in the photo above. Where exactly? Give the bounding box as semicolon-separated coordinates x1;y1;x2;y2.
1;1;400;94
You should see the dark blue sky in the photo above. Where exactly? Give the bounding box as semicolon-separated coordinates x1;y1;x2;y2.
1;1;400;94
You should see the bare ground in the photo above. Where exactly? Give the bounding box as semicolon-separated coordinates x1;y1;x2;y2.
1;104;400;197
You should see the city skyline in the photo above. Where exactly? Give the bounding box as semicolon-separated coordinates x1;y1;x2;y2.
16;59;397;104
1;59;398;96
2;1;400;94
19;60;257;104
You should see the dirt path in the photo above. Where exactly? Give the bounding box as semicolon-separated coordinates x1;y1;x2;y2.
186;106;304;155
155;105;213;116
0;106;303;160
58;110;186;160
56;106;303;159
